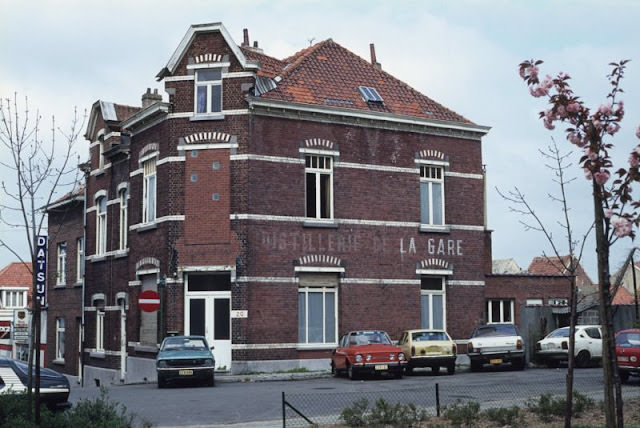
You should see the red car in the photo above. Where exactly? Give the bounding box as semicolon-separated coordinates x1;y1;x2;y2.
615;328;640;383
331;330;406;380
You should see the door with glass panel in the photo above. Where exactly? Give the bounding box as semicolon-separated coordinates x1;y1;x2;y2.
185;273;231;371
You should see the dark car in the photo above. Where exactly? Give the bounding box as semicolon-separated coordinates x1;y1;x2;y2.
467;324;525;371
331;330;406;380
156;335;215;388
615;328;640;383
0;357;71;410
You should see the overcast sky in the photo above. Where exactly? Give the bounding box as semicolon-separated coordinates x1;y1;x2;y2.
1;0;639;280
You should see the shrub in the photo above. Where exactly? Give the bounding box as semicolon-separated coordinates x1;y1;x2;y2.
340;398;428;427
442;399;480;427
483;406;522;427
526;391;595;422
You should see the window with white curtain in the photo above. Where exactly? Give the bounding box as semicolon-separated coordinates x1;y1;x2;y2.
298;277;338;346
119;188;128;249
420;165;445;226
56;242;67;285
143;158;156;223
55;318;65;360
96;196;107;254
420;276;446;330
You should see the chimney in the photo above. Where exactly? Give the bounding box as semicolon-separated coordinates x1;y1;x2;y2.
370;43;381;70
141;88;162;108
242;28;250;47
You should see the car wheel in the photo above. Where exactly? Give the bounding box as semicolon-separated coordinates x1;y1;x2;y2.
447;363;455;375
470;360;482;372
157;375;166;389
432;366;440;374
575;350;591;368
545;360;560;369
405;365;414;375
620;371;630;384
206;373;215;387
513;358;525;371
348;364;359;380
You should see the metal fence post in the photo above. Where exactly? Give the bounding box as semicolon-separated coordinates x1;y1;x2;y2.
436;382;440;417
282;391;286;428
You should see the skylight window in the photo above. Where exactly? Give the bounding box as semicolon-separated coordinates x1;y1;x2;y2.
358;86;384;103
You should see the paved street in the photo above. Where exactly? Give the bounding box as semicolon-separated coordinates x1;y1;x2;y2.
66;367;640;427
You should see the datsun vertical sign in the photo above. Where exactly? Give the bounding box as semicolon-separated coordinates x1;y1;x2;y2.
35;235;47;306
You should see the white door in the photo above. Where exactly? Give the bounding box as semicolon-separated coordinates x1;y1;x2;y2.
186;294;231;371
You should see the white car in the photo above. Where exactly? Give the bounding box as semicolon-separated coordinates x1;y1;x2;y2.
536;325;602;368
467;324;526;371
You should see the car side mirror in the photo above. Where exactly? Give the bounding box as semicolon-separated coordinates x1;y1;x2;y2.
211;346;215;350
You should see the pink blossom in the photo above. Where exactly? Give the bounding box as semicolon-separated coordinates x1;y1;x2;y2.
593;170;610;185
604;209;613;218
611;216;632;238
543;117;555;130
635;145;640;156
566;102;581;113
636;125;640;139
616;100;624;117
606;123;620;135
568;132;582;146
584;146;598;161
592;119;603;130
598;103;613;116
629;153;639;168
529;66;539;79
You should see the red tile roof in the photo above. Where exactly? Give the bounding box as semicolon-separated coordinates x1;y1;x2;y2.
0;262;31;288
527;256;572;275
612;286;635;305
242;39;473;124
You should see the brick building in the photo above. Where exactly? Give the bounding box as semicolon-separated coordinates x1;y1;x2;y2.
47;22;568;382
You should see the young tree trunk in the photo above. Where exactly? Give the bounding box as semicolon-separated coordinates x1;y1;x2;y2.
593;186;623;427
565;275;577;428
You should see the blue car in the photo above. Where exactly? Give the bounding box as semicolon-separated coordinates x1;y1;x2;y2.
156;335;215;388
0;357;71;410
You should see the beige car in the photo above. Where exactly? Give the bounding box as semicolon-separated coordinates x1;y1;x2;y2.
398;329;457;375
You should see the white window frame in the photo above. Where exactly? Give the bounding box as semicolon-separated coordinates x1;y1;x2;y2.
195;69;223;114
487;299;515;324
76;237;84;282
420;276;446;330
119;188;128;249
298;286;338;346
98;135;105;170
56;242;67;285
420;165;445;226
305;155;334;219
142;157;157;223
55;317;65;361
96;196;107;255
1;289;27;308
96;310;105;352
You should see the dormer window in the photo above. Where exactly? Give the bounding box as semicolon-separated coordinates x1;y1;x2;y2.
358;86;383;104
195;69;222;114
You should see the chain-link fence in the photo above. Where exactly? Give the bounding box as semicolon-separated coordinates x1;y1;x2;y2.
282;374;640;427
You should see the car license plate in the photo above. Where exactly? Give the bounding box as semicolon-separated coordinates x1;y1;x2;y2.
374;364;388;370
489;358;503;365
618;356;629;362
179;369;194;375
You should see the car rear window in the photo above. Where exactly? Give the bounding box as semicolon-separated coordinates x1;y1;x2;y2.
412;331;448;341
548;328;570;338
472;324;517;337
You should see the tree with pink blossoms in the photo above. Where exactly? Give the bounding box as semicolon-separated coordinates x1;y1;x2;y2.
519;59;640;428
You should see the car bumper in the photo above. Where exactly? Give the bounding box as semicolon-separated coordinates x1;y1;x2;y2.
468;351;524;364
408;355;456;368
157;367;214;384
536;350;569;362
40;389;71;410
618;364;640;375
351;362;406;376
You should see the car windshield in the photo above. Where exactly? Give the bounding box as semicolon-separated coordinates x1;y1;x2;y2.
547;328;571;338
616;332;640;347
162;337;208;351
472;324;517;337
348;331;392;346
412;331;449;341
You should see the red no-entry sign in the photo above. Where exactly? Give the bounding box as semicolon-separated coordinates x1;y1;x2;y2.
139;290;161;312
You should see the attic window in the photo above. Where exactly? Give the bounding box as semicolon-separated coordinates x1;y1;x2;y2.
358;86;383;104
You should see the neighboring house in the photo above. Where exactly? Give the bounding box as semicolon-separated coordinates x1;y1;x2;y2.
45;186;85;376
492;258;523;275
612;248;640;305
0;262;31;358
47;22;568;383
527;255;597;306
